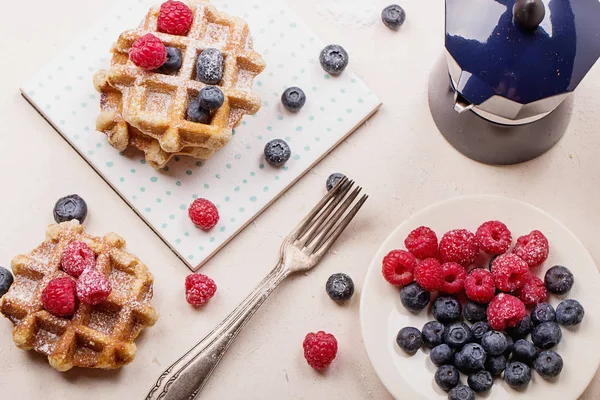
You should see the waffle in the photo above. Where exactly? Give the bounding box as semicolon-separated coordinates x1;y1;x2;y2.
0;221;159;371
104;0;266;157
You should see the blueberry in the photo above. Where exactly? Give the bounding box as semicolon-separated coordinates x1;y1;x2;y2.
544;265;574;294
512;339;538;364
53;194;88;223
471;321;490;342
467;370;493;393
485;354;507;376
430;344;454;366
186;98;211;124
325;273;354;302
481;331;508;356
531;303;556;326
422;321;445;348
504;335;514;357
156;47;182;74
264;139;291;167
444;322;473;350
281;87;306;112
463;302;487;323
556;299;585;326
531;322;562;350
448;385;475;400
435;365;460;391
432;296;462;324
0;266;14;297
326;173;346;192
455;343;487;373
319;44;349;75
381;4;406;30
396;327;422;354
504;361;532;389
506;314;532;339
198;86;225;111
196;48;224;84
399;282;430;312
535;350;563;379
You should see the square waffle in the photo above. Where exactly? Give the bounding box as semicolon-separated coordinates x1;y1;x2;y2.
0;221;159;371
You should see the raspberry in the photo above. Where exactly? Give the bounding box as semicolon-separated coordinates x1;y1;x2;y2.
76;268;112;305
491;254;531;292
302;331;338;370
188;198;220;230
60;241;96;277
185;273;217;306
41;277;77;317
158;0;194;36
439;262;466;294
414;258;443;292
439;229;479;267
512;230;549;268
475;221;512;255
381;250;416;287
465;268;496;304
519;275;547;306
404;226;438;259
487;293;526;331
130;34;167;70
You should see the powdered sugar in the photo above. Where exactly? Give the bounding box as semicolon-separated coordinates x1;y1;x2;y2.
316;0;379;29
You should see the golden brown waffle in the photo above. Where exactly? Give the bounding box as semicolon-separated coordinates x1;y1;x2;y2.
105;0;266;154
0;221;159;371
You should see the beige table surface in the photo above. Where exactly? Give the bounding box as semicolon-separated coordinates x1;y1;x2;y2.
1;0;599;399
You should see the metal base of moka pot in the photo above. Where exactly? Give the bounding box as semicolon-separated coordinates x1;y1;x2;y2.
428;56;574;165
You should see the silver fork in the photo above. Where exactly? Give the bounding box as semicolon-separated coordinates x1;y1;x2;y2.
146;178;367;400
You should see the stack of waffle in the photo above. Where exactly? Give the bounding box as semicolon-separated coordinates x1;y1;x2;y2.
94;0;266;169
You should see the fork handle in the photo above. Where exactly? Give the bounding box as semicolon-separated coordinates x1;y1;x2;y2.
146;264;288;400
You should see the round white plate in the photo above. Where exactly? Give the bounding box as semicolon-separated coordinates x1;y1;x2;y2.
360;195;600;400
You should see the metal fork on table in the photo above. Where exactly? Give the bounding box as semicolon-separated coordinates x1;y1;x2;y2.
146;178;367;400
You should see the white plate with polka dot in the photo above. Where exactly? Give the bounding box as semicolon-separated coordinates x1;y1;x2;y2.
360;195;600;399
20;0;381;270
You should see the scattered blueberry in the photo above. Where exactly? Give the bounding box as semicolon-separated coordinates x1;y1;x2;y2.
0;266;14;297
463;302;487;323
448;385;475;400
156;46;182;74
396;327;422;354
471;321;490;342
481;331;508;356
281;87;306;112
432;296;462;324
504;361;532;389
467;370;493;393
53;194;88;223
264;139;291;167
326;173;346;192
319;44;349;75
381;4;406;30
455;343;487;373
435;365;460;391
186;98;211;124
430;343;454;366
512;339;538;365
535;350;564;379
544;265;574;294
196;48;224;84
198;86;225;110
444;322;474;350
506;314;532;339
531;303;556;326
531;322;562;350
485;354;507;376
422;321;445;348
399;282;430;312
504;335;514;357
556;299;584;326
325;273;354;302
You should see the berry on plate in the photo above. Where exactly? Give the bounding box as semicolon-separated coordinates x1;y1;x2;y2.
464;268;495;304
185;273;217;306
381;4;406;30
396;327;422;354
467;370;493;393
439;229;479;267
326;173;345;191
130;34;167;70
42;277;77;317
188;198;219;230
475;220;512;255
158;0;194;35
399;282;430;312
303;331;338;370
544;265;574;294
471;321;490;342
506;314;532;339
481;330;508;356
325;273;354;302
156;46;183;74
60;241;96;278
421;320;445;348
444;322;473;350
198;86;225;110
519;275;547;305
404;226;438;259
486;293;526;331
511;339;538;365
431;343;454;366
491;254;530;293
463;301;487;323
512;230;549;268
454;342;486;372
448;385;475;400
281;87;307;112
319;44;349;75
531;322;562;349
382;250;416;287
535;350;563;378
54;194;88;224
432;296;462;324
435;365;460;391
556;299;585;326
264;139;291;167
76;267;112;305
439;263;466;294
531;303;556;326
414;258;443;291
504;361;531;389
485;354;507;376
0;266;14;297
196;48;224;85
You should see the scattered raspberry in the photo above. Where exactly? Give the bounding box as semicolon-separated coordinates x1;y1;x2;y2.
60;241;96;277
475;220;512;255
491;253;531;292
381;250;416;287
404;226;438;259
414;258;443;292
158;0;194;35
42;277;77;317
487;293;526;331
439;262;466;294
519;275;548;306
76;268;112;305
302;331;338;370
185;273;217;306
512;230;549;268
465;268;496;304
130;34;167;70
439;229;479;267
188;198;220;230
